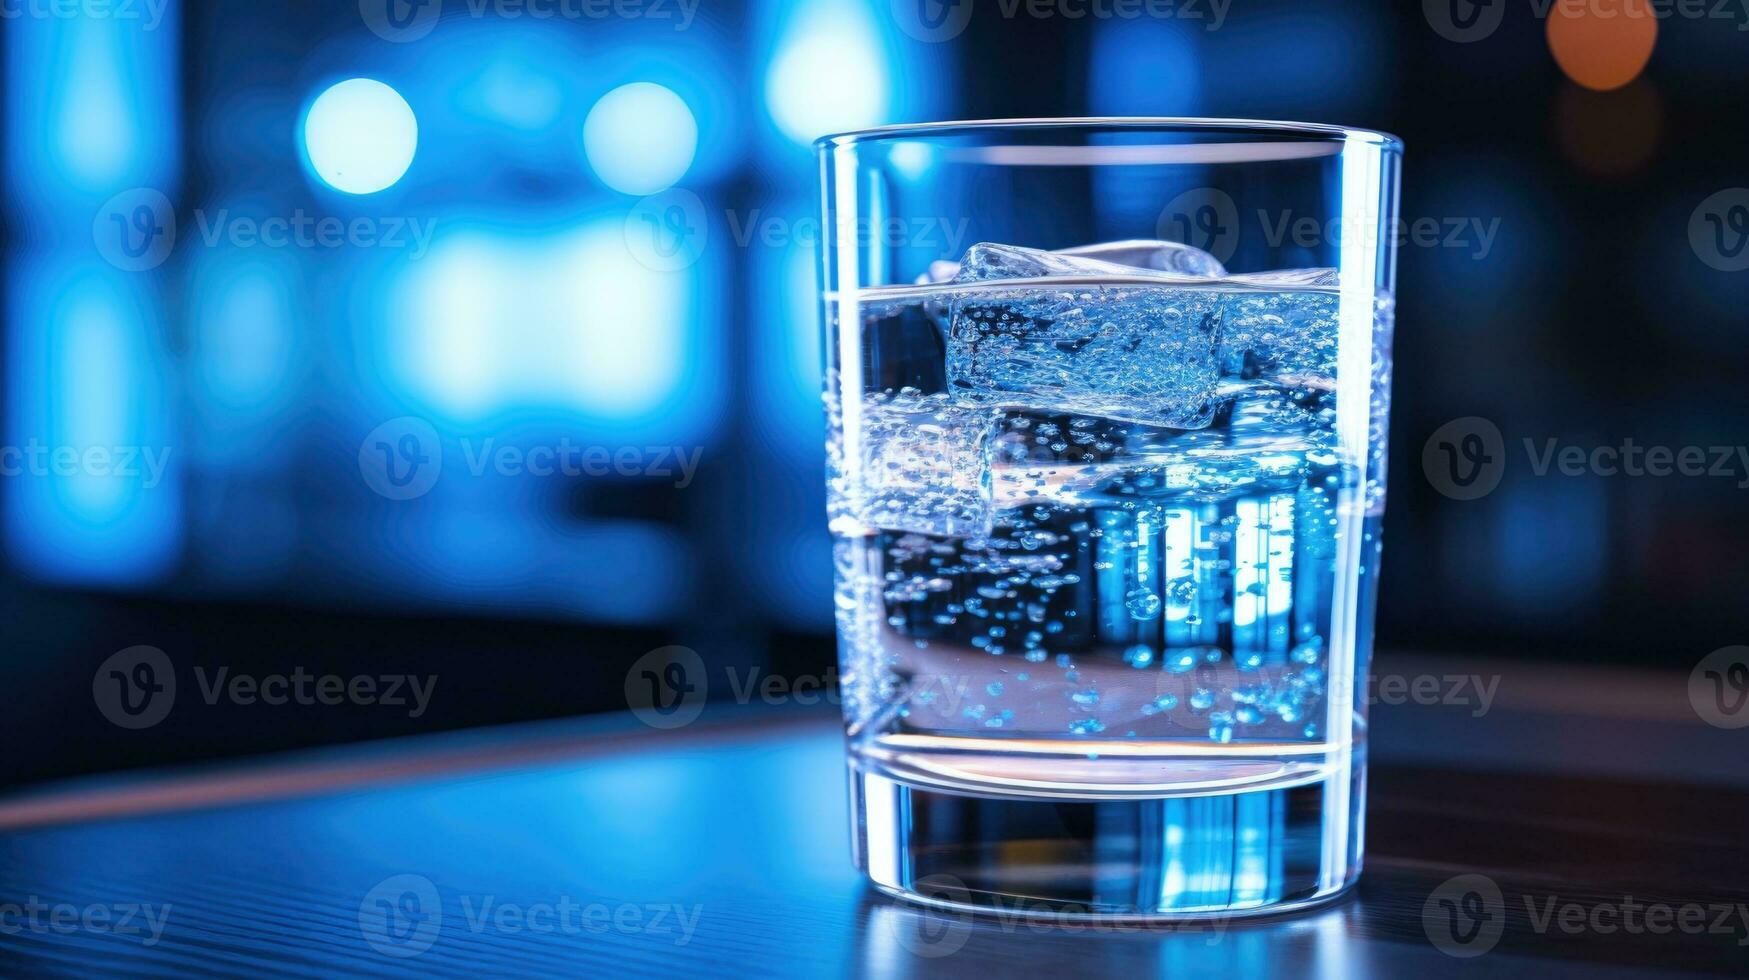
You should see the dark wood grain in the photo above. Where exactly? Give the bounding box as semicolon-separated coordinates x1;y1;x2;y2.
1;698;1744;977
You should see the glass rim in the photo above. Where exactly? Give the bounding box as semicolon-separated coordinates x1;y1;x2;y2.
815;116;1404;153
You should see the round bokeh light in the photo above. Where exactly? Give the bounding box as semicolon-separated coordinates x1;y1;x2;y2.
583;82;698;196
303;78;419;195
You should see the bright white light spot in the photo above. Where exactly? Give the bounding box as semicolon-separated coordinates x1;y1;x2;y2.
583;83;697;195
887;142;933;180
392;221;691;427
765;4;890;146
303;78;418;195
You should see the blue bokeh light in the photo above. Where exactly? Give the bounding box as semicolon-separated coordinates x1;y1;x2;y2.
302;78;418;195
376;214;721;444
5;259;181;585
584;82;698;196
763;1;891;146
4;7;180;220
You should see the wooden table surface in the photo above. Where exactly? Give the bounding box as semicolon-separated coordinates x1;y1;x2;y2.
1;656;1745;977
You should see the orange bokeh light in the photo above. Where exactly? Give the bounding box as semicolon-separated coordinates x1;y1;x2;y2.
1546;0;1659;91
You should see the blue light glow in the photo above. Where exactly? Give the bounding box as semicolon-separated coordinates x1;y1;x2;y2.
302;79;418;195
584;83;698;196
5;260;181;585
4;9;180;211
187;249;300;430
764;1;891;146
885;141;934;181
462;58;565;133
381;216;720;443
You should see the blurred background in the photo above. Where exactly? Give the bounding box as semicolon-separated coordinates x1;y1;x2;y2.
3;0;1744;790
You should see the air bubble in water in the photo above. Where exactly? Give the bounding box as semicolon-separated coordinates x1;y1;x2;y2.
1126;590;1162;619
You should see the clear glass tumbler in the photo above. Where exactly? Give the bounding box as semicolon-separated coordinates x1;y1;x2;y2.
817;119;1401;918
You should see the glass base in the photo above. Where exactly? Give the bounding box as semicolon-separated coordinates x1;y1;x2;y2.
849;755;1363;920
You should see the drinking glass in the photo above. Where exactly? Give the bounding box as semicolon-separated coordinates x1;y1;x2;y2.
816;119;1401;918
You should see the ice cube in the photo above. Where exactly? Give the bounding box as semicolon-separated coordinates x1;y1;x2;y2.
1056;240;1228;278
923;239;1227;283
944;243;1224;428
839;389;1003;538
914;259;961;285
1217;269;1340;383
